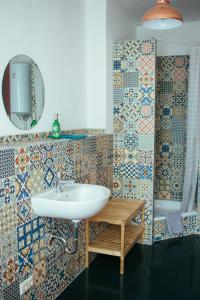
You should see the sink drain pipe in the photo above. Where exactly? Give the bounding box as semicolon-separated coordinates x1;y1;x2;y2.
50;221;79;254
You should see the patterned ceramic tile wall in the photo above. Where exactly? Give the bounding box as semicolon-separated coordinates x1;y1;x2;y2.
0;129;105;145
0;134;113;300
153;55;200;242
113;39;156;245
155;56;189;201
153;213;197;242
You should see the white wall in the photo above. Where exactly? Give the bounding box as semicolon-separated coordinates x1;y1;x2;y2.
137;21;200;56
106;0;136;132
85;0;107;130
0;0;86;137
85;0;136;132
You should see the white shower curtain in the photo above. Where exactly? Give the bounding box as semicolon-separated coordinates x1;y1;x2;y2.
182;46;200;212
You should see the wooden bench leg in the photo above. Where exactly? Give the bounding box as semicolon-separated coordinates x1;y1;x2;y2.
120;222;125;275
120;257;124;275
85;220;89;268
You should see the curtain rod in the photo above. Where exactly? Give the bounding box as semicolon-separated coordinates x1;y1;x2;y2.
155;37;200;46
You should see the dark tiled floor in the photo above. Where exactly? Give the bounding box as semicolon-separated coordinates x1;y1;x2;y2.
57;236;200;300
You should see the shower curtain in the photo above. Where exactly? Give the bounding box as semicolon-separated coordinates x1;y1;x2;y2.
182;46;200;212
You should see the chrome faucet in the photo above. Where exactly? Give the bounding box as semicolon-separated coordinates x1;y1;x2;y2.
56;172;76;193
56;172;63;193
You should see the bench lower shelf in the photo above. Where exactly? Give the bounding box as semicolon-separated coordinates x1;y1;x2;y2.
88;224;144;257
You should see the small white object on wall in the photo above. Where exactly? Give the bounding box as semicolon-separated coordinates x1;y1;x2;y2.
19;275;33;296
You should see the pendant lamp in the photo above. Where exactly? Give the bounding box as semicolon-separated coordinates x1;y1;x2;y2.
142;0;183;30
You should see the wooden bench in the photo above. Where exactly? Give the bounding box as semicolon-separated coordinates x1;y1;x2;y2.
85;197;145;274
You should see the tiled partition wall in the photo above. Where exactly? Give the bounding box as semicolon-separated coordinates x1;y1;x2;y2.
0;129;105;145
0;134;113;300
113;40;156;245
155;56;189;201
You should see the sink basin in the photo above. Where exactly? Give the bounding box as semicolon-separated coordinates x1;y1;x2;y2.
31;183;111;221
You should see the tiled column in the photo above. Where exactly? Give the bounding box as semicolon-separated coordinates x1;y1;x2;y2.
113;39;156;245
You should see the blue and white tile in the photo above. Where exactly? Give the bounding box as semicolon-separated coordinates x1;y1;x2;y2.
0;149;15;179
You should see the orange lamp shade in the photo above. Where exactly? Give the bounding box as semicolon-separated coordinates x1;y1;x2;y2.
142;0;183;30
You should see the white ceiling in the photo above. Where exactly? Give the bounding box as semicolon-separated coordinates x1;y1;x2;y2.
115;0;200;23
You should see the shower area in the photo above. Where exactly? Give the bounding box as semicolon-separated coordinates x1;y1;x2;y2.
153;44;200;241
113;38;200;244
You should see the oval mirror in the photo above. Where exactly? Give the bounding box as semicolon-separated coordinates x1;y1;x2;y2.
2;54;44;130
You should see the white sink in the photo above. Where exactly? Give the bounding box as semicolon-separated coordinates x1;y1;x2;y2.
31;183;111;221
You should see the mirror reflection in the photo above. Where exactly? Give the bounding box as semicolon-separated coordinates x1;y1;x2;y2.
2;54;44;130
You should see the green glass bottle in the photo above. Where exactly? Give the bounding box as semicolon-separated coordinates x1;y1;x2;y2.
52;113;61;138
31;113;37;128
